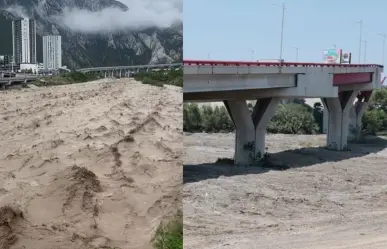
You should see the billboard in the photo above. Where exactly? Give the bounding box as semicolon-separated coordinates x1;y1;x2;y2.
323;49;341;63
323;49;352;64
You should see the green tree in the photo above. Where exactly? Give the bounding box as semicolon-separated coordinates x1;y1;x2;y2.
183;103;203;132
313;102;324;133
361;87;387;134
268;103;319;134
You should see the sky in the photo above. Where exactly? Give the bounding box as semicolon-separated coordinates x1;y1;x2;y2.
184;0;387;67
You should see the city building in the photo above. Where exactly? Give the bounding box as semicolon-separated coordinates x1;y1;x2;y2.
12;18;37;65
0;55;13;68
43;35;62;71
20;63;38;74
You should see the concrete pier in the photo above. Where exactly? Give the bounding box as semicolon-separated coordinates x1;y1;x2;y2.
224;98;280;165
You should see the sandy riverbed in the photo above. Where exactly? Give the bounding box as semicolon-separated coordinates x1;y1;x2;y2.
184;133;387;249
0;78;182;249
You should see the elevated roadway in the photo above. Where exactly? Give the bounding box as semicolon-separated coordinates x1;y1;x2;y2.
183;60;383;165
0;63;182;87
77;63;182;77
0;74;37;87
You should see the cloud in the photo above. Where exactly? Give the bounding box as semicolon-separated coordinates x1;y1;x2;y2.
4;5;29;19
50;0;182;33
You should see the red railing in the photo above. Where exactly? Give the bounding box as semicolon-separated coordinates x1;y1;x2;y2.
183;60;383;68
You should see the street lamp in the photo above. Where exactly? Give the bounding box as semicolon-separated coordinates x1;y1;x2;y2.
273;2;286;64
248;49;254;61
362;40;367;63
378;33;386;66
293;46;299;62
356;20;363;63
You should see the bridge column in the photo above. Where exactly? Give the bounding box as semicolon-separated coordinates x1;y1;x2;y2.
224;97;279;165
322;90;358;150
348;91;372;141
119;69;122;78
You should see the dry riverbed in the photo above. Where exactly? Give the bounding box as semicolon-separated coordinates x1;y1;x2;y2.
184;133;387;249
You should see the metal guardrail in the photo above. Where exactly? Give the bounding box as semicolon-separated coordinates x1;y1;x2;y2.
77;63;182;73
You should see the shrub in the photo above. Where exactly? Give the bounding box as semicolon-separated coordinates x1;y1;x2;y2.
154;211;183;249
183;88;387;136
267;103;319;134
362;109;387;135
135;69;182;87
183;102;319;134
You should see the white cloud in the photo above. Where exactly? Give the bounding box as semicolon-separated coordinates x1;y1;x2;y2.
50;0;182;33
5;5;29;19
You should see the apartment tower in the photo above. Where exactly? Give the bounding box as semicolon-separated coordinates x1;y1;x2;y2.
42;35;62;70
12;18;37;65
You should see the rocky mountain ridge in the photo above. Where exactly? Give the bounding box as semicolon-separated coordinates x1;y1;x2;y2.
0;0;182;69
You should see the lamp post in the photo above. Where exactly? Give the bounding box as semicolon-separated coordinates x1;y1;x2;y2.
357;20;363;63
378;33;386;66
293;47;299;62
273;3;286;64
248;49;254;61
362;40;367;63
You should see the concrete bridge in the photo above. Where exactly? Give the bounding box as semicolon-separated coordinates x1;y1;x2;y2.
0;63;182;88
77;63;182;77
0;74;37;88
183;60;383;165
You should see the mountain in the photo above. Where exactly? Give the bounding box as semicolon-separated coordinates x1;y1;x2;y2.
0;0;182;69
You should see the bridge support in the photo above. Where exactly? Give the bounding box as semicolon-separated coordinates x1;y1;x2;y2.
224;97;280;165
322;90;359;150
348;91;372;141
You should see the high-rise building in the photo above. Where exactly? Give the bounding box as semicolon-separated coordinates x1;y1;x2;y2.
43;35;62;70
29;20;37;64
12;18;37;65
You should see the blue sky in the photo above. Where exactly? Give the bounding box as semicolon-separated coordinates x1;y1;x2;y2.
184;0;387;66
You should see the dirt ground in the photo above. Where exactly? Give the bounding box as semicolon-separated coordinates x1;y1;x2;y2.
184;133;387;249
0;79;182;249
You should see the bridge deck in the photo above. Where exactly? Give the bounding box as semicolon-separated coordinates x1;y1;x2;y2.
78;63;182;73
184;60;382;75
183;60;383;101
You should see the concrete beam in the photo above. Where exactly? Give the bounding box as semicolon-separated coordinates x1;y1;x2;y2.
224;97;280;165
184;74;297;93
184;69;340;101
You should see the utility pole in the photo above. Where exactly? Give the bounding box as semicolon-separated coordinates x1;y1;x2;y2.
362;40;367;63
378;33;386;66
248;49;254;61
293;47;299;62
207;53;211;60
273;3;286;64
357;20;363;63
